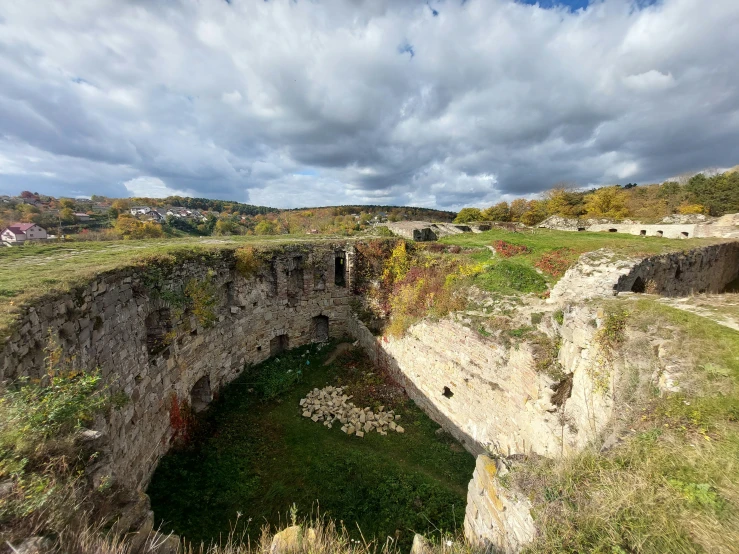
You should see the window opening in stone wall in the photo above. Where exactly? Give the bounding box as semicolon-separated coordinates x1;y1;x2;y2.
191;376;212;413
631;276;646;293
312;315;329;342
675;266;682;279
335;253;346;287
608;228;618;233
270;334;289;356
640;230;647;236
656;230;663;237
681;232;689;238
442;386;454;399
146;308;173;358
577;227;586;232
286;257;304;307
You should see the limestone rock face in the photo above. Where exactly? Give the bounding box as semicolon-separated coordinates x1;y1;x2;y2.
463;455;535;554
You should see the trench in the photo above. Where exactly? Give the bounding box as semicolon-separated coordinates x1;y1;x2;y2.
147;340;475;550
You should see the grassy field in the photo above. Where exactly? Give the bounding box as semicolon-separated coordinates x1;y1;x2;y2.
439;228;722;295
0;235;352;337
517;298;739;554
147;341;474;551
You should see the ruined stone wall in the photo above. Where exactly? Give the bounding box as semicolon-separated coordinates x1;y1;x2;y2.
463;455;535;554
550;243;739;304
615;241;739;295
0;243;355;490
348;313;613;460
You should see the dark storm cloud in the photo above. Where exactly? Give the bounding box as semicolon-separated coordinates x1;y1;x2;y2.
0;0;737;209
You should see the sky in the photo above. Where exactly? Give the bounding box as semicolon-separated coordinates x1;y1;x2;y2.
0;0;737;210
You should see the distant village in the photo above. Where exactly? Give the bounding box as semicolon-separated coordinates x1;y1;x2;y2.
0;192;455;246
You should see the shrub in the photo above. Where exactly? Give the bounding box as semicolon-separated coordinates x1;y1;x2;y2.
0;365;115;545
534;248;576;278
234;246;264;277
493;240;530;258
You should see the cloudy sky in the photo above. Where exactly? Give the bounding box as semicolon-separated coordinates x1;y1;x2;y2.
0;0;737;209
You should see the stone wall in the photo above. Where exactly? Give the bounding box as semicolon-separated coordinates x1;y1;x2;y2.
538;214;739;239
550;243;739;304
463;455;535;554
0;243;356;490
348;312;613;460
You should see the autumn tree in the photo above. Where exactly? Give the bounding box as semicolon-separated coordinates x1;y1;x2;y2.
454;207;484;223
482;202;511;221
583;186;629;218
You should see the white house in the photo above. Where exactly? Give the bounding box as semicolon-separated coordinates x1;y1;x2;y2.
130;206;151;216
1;223;48;244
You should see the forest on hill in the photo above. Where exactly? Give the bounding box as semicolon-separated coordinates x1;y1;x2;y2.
455;168;739;225
0;193;453;240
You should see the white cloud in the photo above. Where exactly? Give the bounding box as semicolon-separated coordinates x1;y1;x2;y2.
0;0;737;208
123;176;192;199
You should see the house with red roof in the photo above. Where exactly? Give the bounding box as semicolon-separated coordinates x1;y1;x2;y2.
1;223;48;245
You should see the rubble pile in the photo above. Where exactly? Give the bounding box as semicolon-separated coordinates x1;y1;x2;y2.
300;385;404;437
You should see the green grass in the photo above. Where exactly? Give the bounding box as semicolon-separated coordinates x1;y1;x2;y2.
439;228;721;291
0;235;352;338
517;299;739;554
147;341;474;551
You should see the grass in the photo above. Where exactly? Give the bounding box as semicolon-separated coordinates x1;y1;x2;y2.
439;228;722;291
515;298;739;554
147;341;474;551
0;235;352;338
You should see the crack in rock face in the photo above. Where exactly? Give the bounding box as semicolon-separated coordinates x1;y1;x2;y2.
300;385;404;436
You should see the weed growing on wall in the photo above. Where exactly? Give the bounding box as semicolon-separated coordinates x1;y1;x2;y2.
184;271;219;328
234;246;265;278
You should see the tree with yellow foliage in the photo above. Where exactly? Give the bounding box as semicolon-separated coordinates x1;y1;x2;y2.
582;186;629;218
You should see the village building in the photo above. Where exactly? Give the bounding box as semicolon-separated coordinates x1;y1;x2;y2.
74;213;91;222
1;223;48;245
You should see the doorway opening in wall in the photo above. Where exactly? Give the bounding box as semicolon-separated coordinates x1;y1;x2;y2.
631;277;646;293
640;230;647;236
191;376;212;413
657;231;664;237
311;315;329;342
442;386;454;398
145;308;173;359
147;340;474;553
270;334;289;356
335;253;346;287
681;232;689;238
577;227;586;232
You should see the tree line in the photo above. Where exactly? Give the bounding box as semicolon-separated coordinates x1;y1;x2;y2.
454;169;739;225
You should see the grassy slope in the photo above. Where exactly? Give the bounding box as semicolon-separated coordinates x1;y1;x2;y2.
518;299;739;554
438;228;723;295
0;235;350;337
147;341;474;551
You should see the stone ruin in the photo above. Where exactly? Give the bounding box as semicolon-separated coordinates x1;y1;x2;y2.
300;385;404;437
2;238;739;553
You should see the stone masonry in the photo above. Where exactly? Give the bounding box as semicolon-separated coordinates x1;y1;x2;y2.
0;243;356;491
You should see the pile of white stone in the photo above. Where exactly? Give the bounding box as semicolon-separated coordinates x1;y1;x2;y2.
300;385;404;438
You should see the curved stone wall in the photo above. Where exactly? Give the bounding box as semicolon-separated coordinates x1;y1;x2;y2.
0;243;355;490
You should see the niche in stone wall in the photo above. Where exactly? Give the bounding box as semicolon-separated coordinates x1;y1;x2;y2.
146;308;173;359
442;386;454;399
631;276;646;293
286;256;304;307
335;252;346;287
311;315;329;342
270;334;289;356
191;376;212;413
